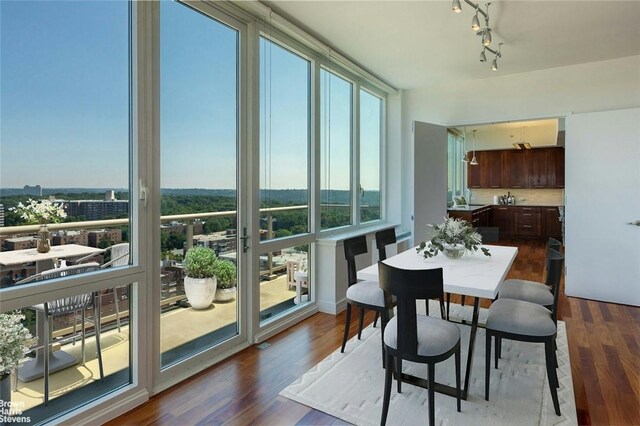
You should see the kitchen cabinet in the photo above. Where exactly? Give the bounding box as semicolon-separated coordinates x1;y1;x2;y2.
543;207;562;238
527;149;551;188
501;150;528;189
491;206;515;236
481;150;503;188
467;147;564;189
447;205;492;228
514;207;542;237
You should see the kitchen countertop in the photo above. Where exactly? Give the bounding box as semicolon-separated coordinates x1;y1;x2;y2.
447;204;491;211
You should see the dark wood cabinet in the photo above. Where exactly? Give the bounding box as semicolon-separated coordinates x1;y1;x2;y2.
515;207;542;237
448;206;492;228
554;148;565;188
491;206;515;236
467;147;564;189
543;207;562;238
482;150;503;189
527;149;550;188
501;150;528;189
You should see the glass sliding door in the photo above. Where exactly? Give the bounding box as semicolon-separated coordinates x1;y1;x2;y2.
159;1;240;368
259;37;312;320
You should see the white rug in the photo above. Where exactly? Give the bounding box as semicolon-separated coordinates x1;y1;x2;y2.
281;302;577;426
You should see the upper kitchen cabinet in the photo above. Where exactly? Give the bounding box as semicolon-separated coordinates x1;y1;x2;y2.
501;149;528;188
467;151;485;188
527;148;551;188
481;150;503;188
554;148;565;188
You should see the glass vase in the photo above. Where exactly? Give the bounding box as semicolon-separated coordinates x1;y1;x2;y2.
443;243;465;259
37;223;51;253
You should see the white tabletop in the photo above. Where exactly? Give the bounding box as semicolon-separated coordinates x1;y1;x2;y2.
0;244;104;266
357;244;518;299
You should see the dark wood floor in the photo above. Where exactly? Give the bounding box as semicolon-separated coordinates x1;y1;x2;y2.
108;240;639;426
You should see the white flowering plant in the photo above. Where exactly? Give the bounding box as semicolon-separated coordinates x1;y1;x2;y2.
9;198;67;224
416;217;491;258
0;312;34;377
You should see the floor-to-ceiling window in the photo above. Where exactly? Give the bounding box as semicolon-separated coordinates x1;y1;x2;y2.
359;89;383;223
447;131;465;204
159;1;240;369
320;69;353;231
0;1;136;423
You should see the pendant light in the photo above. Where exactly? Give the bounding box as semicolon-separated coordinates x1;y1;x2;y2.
471;6;481;31
461;127;469;162
470;129;479;165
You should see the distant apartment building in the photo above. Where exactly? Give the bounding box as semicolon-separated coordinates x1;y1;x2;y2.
23;185;42;196
193;230;237;255
64;199;129;220
161;221;204;236
52;230;89;246
3;236;37;251
88;229;123;247
0;204;4;227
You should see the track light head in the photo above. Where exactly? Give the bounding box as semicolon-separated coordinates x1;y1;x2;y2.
471;13;481;31
482;28;492;46
491;58;498;71
452;0;462;13
479;49;487;62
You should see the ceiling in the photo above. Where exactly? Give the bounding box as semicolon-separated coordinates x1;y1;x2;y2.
264;1;640;90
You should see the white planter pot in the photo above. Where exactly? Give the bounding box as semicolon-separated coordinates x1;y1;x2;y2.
214;287;237;302
184;276;216;310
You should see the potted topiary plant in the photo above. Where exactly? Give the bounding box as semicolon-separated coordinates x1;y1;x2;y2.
213;260;237;302
183;246;217;310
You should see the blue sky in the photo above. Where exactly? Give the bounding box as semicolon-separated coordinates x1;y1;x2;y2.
1;1;380;192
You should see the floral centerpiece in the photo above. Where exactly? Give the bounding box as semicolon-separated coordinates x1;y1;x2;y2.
0;311;33;405
9;199;67;253
416;217;491;259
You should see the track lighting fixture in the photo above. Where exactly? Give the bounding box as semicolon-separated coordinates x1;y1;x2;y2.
452;1;504;71
470;130;479;166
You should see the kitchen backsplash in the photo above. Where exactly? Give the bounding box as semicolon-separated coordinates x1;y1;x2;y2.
470;188;564;206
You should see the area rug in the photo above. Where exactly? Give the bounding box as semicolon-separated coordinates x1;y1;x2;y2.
280;302;577;426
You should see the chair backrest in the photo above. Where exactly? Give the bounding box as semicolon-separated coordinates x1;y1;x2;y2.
286;260;299;286
545;248;564;322
375;228;397;261
378;261;444;359
547;237;562;252
106;243;130;268
476;226;500;243
344;236;368;286
36;263;101;316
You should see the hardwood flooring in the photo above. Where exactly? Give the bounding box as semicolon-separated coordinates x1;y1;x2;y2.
108;240;639;426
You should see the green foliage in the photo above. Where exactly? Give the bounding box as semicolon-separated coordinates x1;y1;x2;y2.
183;247;217;278
214;260;237;289
416;217;491;258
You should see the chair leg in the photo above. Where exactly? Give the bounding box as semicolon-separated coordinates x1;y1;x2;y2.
495;336;501;369
545;340;561;416
395;358;402;393
373;312;379;328
114;287;122;333
341;303;352;353
425;299;430;316
455;346;461;412
446;293;451;321
81;308;86;365
95;307;104;379
358;307;365;340
485;332;491;401
380;352;393;426
461;295;466;306
439;297;446;320
427;363;435;426
44;315;50;406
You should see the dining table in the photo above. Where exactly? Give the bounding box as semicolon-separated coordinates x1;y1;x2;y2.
357;243;518;400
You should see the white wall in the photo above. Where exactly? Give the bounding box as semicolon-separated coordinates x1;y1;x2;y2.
565;108;640;306
412;121;448;244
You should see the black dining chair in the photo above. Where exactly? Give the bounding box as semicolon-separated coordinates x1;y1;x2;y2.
485;248;564;416
378;261;461;426
375;228;445;320
341;236;388;357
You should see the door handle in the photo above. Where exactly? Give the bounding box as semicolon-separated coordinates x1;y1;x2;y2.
627;220;640;226
239;227;249;252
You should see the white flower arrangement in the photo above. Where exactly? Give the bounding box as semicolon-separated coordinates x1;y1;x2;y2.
9;198;67;224
0;312;34;377
416;217;491;258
